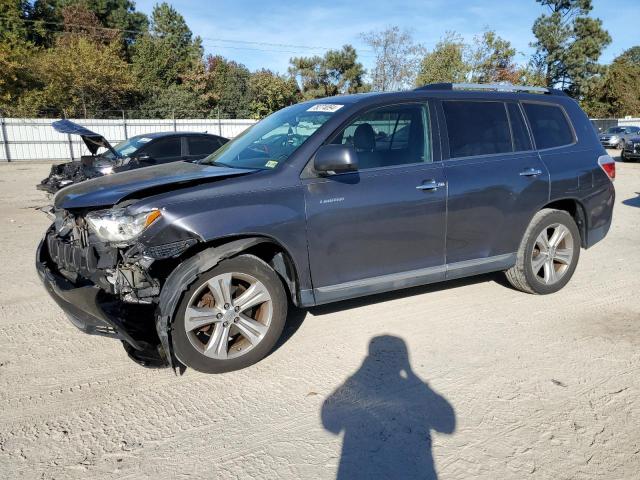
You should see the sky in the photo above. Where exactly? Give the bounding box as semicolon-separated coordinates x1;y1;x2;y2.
134;0;638;75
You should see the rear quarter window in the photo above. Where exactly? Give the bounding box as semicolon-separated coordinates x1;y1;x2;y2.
523;102;574;150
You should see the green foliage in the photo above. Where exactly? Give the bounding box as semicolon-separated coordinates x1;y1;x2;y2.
0;1;635;119
136;84;205;118
416;32;469;86
131;2;202;92
468;30;518;83
531;0;611;97
16;33;138;117
29;0;148;47
581;47;640;118
289;45;367;100
0;0;38;112
248;70;299;119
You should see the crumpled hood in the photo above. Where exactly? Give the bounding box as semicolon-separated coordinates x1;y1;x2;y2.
54;161;256;210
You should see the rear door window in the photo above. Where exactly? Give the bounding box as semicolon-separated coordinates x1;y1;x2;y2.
142;137;182;162
188;136;222;157
442;101;512;158
507;103;532;152
522;102;574;150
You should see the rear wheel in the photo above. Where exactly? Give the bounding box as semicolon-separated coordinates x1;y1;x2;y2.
505;209;581;294
620;148;629;162
172;254;287;373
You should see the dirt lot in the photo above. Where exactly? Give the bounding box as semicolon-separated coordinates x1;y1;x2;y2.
0;157;639;479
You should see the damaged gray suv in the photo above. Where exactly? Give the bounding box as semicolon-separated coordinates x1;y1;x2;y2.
37;83;615;374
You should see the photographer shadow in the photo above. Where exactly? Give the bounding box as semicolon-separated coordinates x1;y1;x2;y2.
321;335;455;480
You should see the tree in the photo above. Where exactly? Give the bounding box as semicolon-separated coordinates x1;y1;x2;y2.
531;0;611;97
0;0;38;112
248;70;299;118
416;32;469;86
618;46;640;66
131;2;202;88
136;84;205;118
582;47;640;118
361;26;424;91
183;55;252;117
468;30;519;83
289;45;367;100
30;0;148;47
16;6;138;117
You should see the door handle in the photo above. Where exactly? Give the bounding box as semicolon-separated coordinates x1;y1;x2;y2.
416;180;446;191
519;168;543;177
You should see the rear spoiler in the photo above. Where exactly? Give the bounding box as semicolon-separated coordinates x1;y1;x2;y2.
52;119;120;158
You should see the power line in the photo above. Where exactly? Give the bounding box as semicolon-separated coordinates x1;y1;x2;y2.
0;15;374;54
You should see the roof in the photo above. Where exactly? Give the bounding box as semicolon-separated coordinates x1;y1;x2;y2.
301;83;571;109
129;131;224;140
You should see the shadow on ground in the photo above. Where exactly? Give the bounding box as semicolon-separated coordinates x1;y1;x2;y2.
622;193;640;208
273;272;506;354
321;335;455;479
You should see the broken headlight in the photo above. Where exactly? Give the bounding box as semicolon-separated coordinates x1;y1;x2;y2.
86;208;161;244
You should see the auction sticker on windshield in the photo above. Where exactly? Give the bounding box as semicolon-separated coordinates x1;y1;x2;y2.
307;104;343;113
265;160;278;168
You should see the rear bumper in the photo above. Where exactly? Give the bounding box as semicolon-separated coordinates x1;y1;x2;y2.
36;237;145;350
584;182;615;249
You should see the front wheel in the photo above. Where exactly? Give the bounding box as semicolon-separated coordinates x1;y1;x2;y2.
505;209;581;295
172;254;287;373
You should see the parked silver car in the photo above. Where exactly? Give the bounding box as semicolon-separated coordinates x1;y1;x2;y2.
599;126;640;149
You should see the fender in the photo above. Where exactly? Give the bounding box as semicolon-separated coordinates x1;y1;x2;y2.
155;237;274;372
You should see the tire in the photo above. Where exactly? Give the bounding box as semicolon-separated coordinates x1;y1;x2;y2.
505;209;581;295
172;254;287;373
620;149;629;162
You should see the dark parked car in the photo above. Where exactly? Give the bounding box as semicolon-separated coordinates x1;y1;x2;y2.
37;120;228;193
36;83;615;373
621;134;640;162
598;125;640;149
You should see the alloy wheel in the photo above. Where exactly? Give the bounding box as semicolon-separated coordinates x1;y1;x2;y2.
531;223;574;285
183;272;273;360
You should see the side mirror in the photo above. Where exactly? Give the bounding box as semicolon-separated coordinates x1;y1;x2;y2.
314;144;358;175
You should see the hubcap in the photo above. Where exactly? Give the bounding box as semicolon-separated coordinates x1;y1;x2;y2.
531;223;574;285
184;272;273;360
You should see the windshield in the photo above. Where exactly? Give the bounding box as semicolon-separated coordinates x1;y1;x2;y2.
605;127;625;134
102;136;154;160
201;102;343;169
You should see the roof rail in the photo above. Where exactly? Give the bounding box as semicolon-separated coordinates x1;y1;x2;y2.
415;82;566;96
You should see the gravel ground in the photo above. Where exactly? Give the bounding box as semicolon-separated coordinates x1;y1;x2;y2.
0;156;639;480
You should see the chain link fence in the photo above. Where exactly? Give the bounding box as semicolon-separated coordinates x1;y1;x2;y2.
0;110;257;162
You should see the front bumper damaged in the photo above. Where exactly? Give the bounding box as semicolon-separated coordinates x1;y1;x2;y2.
36;235;170;368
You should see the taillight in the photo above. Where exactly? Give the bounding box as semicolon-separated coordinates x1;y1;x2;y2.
598;154;615;181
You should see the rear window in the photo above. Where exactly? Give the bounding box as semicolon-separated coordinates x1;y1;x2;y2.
443;101;512;158
523;103;574;150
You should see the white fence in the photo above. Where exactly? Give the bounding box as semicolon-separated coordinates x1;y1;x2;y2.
0;117;257;162
2;115;639;162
